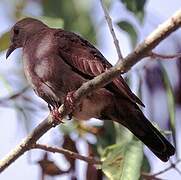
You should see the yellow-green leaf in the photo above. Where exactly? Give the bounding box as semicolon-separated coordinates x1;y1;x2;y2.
38;16;63;28
102;138;143;180
0;32;10;52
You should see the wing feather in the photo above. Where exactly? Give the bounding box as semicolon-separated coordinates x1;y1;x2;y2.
56;30;144;106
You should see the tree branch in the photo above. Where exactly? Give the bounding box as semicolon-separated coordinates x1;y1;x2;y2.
0;115;55;172
0;9;181;173
141;173;164;180
33;144;101;165
149;51;181;60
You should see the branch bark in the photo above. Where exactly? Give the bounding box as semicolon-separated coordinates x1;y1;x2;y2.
33;144;101;165
0;115;54;172
0;9;181;173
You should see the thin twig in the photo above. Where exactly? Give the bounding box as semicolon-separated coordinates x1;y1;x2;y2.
142;159;181;179
0;115;56;172
0;9;181;173
175;166;181;176
152;159;181;177
149;51;181;59
141;172;165;180
99;0;123;60
0;86;29;104
33;144;101;165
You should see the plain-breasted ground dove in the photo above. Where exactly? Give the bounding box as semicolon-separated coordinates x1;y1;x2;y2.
6;18;175;162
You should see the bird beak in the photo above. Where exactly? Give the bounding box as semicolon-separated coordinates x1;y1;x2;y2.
6;43;17;59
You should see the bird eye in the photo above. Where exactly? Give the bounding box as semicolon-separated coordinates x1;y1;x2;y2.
14;28;19;35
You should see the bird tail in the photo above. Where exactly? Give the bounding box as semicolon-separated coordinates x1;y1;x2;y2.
109;99;175;162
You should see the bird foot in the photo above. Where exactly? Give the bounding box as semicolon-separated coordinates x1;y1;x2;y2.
64;91;76;120
48;105;64;125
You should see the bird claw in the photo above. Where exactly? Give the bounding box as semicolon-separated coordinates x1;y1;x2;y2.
47;91;76;123
49;105;64;125
64;91;76;119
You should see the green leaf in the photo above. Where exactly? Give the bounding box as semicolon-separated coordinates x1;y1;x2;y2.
42;0;68;18
115;123;133;144
97;121;116;153
14;0;27;19
117;21;138;48
42;0;96;43
0;32;10;52
19;15;64;29
38;16;63;28
121;0;146;22
159;62;176;149
59;120;78;135
0;74;13;93
141;154;151;173
102;138;143;180
104;0;112;9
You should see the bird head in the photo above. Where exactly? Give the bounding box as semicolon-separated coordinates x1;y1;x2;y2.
6;18;47;59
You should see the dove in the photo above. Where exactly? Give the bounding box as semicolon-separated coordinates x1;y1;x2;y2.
6;18;175;162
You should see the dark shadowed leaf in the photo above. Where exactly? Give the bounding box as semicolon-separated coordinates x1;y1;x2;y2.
86;164;103;180
42;0;68;18
117;21;137;48
0;31;10;52
62;135;78;172
144;65;164;93
37;153;67;176
141;154;151;173
97;121;116;150
120;0;146;22
175;58;181;105
159;62;176;149
102;138;143;180
86;143;103;180
71;175;78;180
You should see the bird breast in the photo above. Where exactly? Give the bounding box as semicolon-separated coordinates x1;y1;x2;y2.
35;34;54;58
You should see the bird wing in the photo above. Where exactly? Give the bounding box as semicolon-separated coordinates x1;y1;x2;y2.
56;30;144;106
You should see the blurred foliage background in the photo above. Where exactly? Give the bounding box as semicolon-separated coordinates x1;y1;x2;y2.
0;0;181;180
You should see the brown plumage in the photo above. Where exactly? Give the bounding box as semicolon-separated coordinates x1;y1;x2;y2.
6;17;175;162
